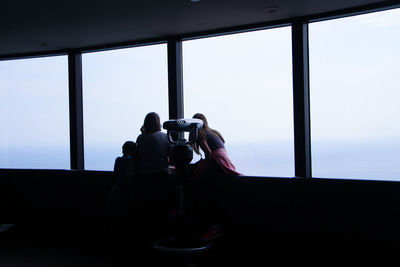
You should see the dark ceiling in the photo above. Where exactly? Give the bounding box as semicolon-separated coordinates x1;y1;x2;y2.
0;0;397;57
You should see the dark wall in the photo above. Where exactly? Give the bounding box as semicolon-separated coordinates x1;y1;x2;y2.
227;177;400;240
0;169;112;225
1;169;400;243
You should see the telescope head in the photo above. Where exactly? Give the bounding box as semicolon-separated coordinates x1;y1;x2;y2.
163;118;203;132
163;118;203;145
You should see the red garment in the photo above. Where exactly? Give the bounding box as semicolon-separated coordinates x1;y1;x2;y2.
195;148;241;177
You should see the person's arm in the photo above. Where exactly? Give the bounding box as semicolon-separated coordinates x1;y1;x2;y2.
166;134;173;164
198;130;211;158
113;157;122;184
135;135;142;175
199;140;211;158
113;158;119;173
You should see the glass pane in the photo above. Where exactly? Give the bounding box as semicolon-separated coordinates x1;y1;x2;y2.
83;44;168;171
309;8;400;180
183;27;294;177
0;56;70;169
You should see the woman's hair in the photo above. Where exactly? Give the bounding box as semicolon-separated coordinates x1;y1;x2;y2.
142;112;161;134
192;113;225;155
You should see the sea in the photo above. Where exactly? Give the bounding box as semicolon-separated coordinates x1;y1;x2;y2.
1;141;399;181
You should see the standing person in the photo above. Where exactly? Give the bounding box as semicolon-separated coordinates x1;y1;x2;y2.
136;112;171;176
134;112;173;241
114;141;136;182
106;141;136;242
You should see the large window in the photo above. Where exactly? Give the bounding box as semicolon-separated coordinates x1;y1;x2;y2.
82;44;168;171
0;56;70;169
309;8;400;180
183;27;294;177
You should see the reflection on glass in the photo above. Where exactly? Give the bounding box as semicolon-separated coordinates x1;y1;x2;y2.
0;56;70;169
83;44;168;171
309;8;400;180
183;27;294;177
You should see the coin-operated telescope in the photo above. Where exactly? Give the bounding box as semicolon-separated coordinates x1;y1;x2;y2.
163;118;203;144
163;118;203;237
152;118;213;260
163;118;203;181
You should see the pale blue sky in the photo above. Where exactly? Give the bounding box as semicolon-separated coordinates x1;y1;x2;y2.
309;8;400;142
183;26;293;143
82;44;169;144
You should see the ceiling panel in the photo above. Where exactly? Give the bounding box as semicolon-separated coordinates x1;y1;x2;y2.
0;0;395;57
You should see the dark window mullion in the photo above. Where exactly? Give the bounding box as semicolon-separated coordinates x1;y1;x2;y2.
167;39;184;120
292;22;312;178
68;52;84;170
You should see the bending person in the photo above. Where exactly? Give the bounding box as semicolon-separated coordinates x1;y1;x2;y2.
191;113;240;177
186;113;241;242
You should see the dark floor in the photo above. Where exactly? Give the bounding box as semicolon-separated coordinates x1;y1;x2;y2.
0;223;226;267
2;223;400;267
0;224;145;267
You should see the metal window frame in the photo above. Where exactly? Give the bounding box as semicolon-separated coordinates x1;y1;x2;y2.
167;39;184;120
68;52;85;170
292;22;312;178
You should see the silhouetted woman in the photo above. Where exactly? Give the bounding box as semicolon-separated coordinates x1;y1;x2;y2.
136;112;171;175
134;112;173;241
188;113;240;242
192;113;240;177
